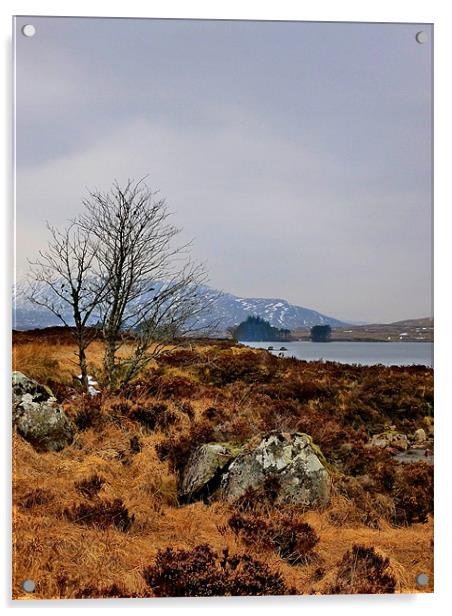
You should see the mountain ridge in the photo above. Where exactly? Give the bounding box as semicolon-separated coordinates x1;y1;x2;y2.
13;282;349;332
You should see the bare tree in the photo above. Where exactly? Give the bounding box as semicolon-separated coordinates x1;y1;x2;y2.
27;222;108;390
80;179;215;388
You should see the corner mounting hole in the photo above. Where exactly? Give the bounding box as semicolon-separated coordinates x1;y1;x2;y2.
21;24;36;38
21;579;36;593
415;31;428;44
416;573;429;587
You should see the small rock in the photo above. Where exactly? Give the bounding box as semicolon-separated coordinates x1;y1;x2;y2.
12;372;74;452
370;432;408;451
413;428;427;444
179;443;235;502
370;435;389;448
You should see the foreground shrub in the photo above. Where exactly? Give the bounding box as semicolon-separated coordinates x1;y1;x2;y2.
197;351;279;387
75;475;105;499
392;462;433;524
145;373;200;398
156;421;216;476
143;544;294;596
55;576;132;599
228;511;319;564
129;402;178;432
20;488;54;509
331;475;395;528
330;545;397;594
65;499;134;531
258;377;330;402
72;395;103;431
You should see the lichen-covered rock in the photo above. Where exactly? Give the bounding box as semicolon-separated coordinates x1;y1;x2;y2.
413;428;427;444
12;372;74;452
369;432;408;451
12;371;52;404
179;443;236;503
221;432;331;508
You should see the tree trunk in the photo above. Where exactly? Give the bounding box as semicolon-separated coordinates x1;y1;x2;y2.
103;335;117;389
78;344;89;392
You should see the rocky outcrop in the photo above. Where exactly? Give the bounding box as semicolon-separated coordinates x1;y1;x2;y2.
12;371;74;452
221;432;331;507
369;432;408;451
179;431;331;508
12;371;51;403
179;443;236;503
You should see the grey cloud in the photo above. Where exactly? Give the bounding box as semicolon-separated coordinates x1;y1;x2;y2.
14;17;432;322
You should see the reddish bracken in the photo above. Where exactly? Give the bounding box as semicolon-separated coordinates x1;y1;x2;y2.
143;544;295;596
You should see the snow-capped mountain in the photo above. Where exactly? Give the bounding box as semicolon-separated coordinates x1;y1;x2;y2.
12;282;348;331
204;291;347;330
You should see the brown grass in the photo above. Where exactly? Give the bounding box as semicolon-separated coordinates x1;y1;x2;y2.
12;333;434;598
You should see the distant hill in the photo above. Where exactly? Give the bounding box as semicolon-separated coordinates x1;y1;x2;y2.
297;317;434;343
205;291;348;331
13;282;349;332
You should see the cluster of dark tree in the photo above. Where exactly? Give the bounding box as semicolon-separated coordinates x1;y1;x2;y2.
310;324;332;342
231;316;293;342
27;179;215;390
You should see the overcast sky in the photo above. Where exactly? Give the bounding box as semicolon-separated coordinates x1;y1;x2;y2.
14;17;432;323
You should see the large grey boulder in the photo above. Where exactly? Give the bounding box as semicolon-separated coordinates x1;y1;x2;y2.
179;443;236;503
180;431;331;508
12;371;51;404
221;432;331;508
12;371;74;452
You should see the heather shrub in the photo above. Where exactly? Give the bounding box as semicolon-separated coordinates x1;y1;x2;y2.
120;371;201;400
20;488;54;509
331;475;395;528
73;583;130;599
197;351;278;386
55;576;131;599
130;435;142;453
330;545;397;594
129;402;177;432
295;414;354;463
45;379;76;402
202;406;227;422
392;462;433;524
356;373;433;422
255;399;301;432
258;377;330;402
75;475;105;499
174;400;195;419
339;442;392;477
143;544;294;596
65;499;134;531
147;373;200;398
228;511;319;564
155;421;216;476
158;349;201;367
72;394;104;431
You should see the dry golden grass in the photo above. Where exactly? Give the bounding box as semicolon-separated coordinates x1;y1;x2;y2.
13;339;105;384
12;336;434;599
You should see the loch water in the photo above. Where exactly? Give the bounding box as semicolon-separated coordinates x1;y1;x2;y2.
241;341;433;368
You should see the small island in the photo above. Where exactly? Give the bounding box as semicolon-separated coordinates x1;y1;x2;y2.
310;324;332;342
233;315;293;342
